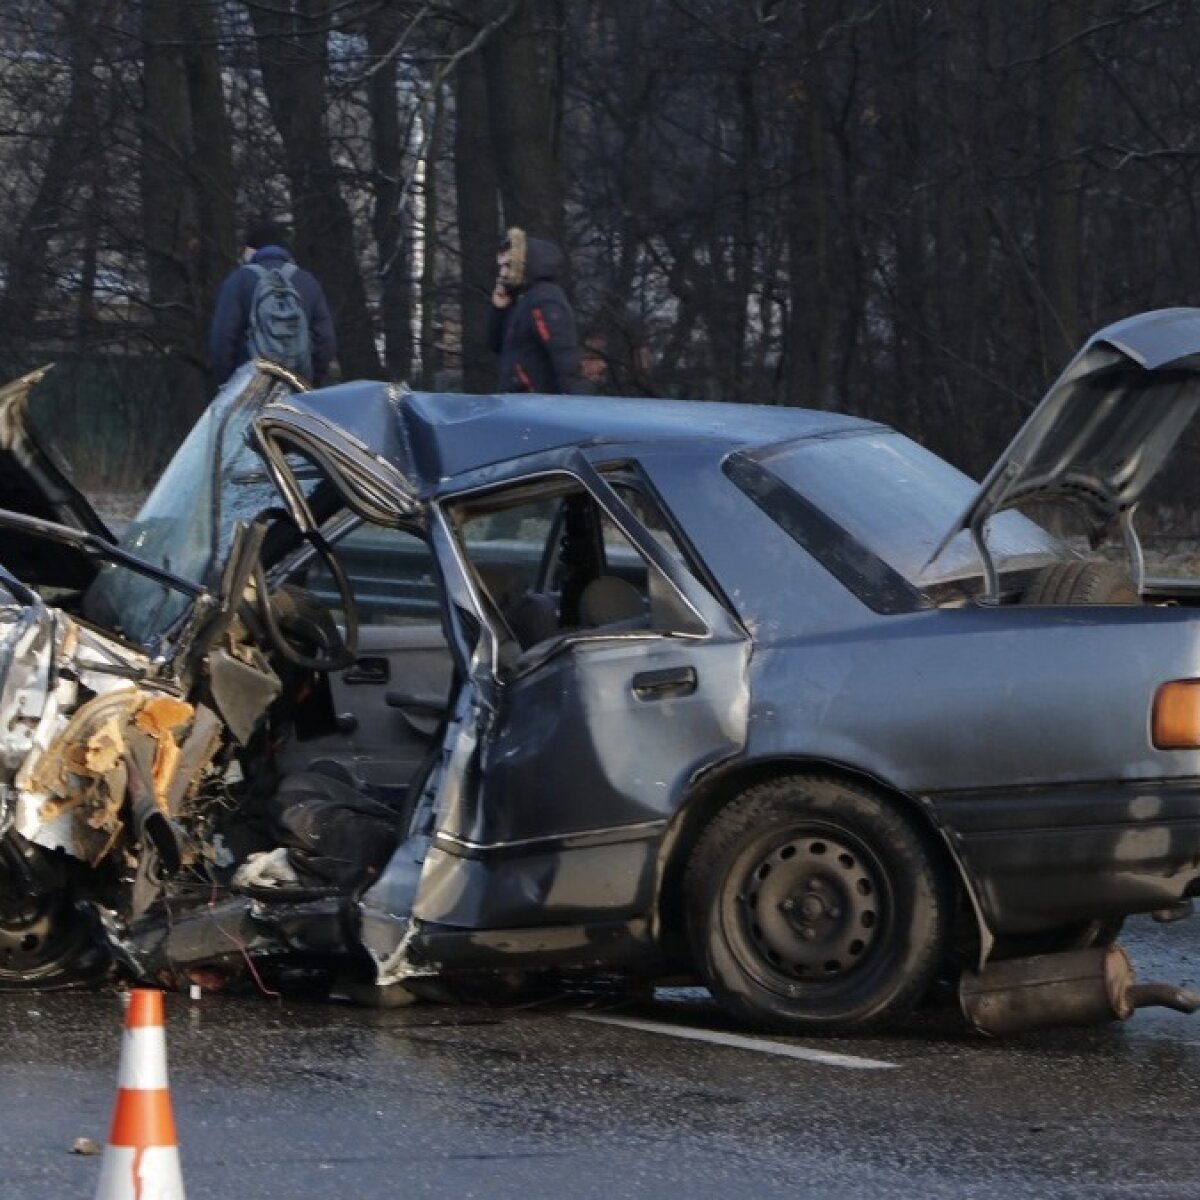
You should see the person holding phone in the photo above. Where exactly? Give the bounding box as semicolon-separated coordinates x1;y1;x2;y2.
487;226;590;395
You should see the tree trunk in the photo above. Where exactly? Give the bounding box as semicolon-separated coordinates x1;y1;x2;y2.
246;0;382;379
784;5;833;410
368;13;413;383
182;0;237;329
482;0;565;245
139;0;208;422
0;0;106;345
455;43;501;393
1036;1;1086;367
417;79;446;389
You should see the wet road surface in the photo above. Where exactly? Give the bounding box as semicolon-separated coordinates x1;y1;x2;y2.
3;917;1200;1199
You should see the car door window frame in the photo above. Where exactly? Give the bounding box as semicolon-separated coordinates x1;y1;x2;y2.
438;461;734;680
280;514;442;627
574;453;740;635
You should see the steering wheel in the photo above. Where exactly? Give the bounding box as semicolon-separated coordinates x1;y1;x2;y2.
254;527;359;672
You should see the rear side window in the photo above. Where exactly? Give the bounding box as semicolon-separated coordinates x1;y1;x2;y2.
727;431;1062;609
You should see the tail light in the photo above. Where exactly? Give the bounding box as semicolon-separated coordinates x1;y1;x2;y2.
1152;680;1200;749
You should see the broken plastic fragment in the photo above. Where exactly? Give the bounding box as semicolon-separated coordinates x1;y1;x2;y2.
83;716;125;774
150;734;181;813
134;696;193;738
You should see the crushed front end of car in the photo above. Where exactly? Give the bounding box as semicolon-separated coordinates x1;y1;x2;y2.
0;579;233;987
0;363;326;991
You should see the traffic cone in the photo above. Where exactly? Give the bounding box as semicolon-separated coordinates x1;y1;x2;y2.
94;989;187;1200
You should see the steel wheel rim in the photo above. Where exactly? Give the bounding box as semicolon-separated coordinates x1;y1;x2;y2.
0;892;91;979
730;824;893;989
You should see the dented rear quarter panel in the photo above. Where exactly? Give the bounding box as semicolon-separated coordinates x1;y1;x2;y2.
641;447;1200;938
739;596;1200;935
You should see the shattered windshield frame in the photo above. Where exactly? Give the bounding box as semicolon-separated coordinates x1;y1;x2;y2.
83;364;312;647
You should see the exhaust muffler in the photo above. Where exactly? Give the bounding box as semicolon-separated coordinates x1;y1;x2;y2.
960;944;1200;1036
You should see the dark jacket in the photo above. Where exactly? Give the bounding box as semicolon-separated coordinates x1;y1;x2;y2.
208;246;337;385
487;237;588;394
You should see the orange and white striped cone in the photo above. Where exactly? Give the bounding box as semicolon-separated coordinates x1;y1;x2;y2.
94;989;187;1200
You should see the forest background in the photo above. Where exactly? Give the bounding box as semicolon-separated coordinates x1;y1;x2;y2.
2;0;1199;532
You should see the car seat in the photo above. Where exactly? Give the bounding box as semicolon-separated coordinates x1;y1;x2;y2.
578;575;646;628
505;591;560;648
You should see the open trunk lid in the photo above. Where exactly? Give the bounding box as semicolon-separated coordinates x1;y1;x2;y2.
933;307;1200;590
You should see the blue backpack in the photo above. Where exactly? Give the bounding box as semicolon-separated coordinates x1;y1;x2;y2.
245;262;313;377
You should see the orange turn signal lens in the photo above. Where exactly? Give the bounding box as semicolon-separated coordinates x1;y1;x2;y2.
1152;680;1200;749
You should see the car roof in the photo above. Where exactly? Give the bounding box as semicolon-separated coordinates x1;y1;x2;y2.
293;382;882;485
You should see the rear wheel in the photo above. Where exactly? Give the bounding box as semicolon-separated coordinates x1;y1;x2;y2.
685;776;949;1034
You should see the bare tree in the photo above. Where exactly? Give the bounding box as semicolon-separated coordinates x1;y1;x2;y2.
139;0;209;419
0;0;110;344
454;28;501;392
244;0;382;378
366;5;416;381
2;0;1200;511
482;0;565;240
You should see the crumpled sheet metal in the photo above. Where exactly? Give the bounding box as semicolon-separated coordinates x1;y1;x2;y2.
17;688;199;865
2;609;151;782
135;695;192;814
0;607;58;774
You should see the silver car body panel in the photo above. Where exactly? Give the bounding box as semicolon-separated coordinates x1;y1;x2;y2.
936;307;1200;567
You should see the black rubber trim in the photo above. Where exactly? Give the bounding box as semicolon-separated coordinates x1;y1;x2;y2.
927;777;1200;835
433;818;667;862
723;452;924;615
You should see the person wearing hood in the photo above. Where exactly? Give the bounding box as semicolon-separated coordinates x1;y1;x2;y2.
208;219;337;387
487;227;589;394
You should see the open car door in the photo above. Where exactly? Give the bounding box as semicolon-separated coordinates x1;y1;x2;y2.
253;392;752;970
252;382;449;800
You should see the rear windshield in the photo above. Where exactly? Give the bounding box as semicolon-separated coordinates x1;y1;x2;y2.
728;430;1061;603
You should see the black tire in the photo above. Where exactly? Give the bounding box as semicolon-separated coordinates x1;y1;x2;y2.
684;776;950;1034
0;892;107;990
1019;562;1139;606
0;836;109;990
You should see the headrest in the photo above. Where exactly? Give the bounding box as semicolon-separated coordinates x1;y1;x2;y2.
579;576;644;627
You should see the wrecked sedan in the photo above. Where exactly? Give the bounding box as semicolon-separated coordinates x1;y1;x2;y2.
7;308;1200;1036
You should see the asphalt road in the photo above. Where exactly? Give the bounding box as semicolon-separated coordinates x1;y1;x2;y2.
4;916;1200;1200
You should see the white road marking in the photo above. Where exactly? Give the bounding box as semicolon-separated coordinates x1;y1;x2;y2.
572;1012;898;1070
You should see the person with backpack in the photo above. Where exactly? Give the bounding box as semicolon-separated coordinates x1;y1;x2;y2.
208;220;337;387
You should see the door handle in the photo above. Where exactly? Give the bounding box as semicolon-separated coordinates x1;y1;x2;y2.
631;666;697;700
343;656;389;685
385;690;446;738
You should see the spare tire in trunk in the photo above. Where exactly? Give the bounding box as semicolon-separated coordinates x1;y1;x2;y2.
1019;561;1140;605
